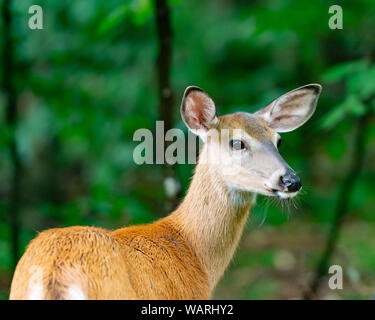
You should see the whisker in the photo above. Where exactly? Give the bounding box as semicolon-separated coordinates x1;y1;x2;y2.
257;198;270;228
259;190;306;222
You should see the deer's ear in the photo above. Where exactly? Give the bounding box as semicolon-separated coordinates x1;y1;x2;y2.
180;86;218;137
255;84;322;133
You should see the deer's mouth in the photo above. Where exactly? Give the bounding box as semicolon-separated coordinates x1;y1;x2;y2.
271;189;299;199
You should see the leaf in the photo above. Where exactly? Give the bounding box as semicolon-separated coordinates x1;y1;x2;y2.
320;102;347;129
347;66;375;100
323;60;369;83
345;95;366;116
320;95;366;130
98;4;129;35
129;0;153;26
98;0;153;35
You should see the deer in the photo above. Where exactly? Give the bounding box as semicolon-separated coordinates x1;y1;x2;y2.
9;84;321;300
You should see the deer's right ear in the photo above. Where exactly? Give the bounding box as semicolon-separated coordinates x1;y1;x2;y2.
255;84;322;133
181;86;218;138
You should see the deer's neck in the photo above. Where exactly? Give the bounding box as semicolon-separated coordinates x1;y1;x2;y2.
168;152;255;290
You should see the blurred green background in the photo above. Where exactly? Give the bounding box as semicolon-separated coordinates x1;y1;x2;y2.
1;0;375;299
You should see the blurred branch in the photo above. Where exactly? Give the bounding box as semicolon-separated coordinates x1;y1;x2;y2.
305;98;374;299
1;0;21;271
154;0;181;211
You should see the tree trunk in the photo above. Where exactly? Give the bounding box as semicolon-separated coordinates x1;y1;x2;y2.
154;0;181;211
1;0;21;271
305;109;373;299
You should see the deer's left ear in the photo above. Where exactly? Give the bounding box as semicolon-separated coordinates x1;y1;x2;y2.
255;84;322;132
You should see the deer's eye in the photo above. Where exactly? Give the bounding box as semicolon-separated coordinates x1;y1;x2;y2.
229;139;246;151
277;138;282;149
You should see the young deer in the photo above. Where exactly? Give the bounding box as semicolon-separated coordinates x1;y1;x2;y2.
10;84;321;300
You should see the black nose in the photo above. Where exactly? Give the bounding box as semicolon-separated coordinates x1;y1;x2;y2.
279;171;302;192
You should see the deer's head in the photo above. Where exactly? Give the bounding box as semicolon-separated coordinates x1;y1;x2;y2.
181;84;321;199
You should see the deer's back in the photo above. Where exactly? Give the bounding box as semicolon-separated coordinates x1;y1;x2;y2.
10;222;209;300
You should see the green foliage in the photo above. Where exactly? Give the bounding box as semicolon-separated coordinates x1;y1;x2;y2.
321;94;366;129
322;59;375;129
99;0;153;34
0;0;375;299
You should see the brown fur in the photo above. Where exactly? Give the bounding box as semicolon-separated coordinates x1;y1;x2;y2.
219;113;275;142
10;222;210;299
9;143;253;300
